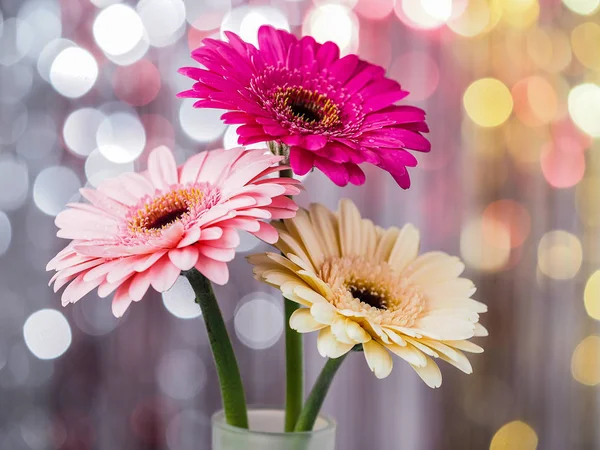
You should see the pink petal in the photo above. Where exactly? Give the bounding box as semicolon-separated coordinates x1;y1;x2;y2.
61;274;102;306
169;246;200;270
197;245;236;262
129;270;152;302
197;227;223;241
251;221;279;244
112;279;134;317
195;254;229;285
149;255;181;292
180;151;209;184
147;146;178;189
178;227;202;247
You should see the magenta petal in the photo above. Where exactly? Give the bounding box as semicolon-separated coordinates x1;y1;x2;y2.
303;134;328;151
390;169;411;189
289;146;315;176
314;158;350;186
345;164;366;185
316;41;340;68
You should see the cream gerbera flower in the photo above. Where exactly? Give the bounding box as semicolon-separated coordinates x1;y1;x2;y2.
248;199;487;387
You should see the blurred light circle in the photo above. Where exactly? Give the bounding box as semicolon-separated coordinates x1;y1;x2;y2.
460;217;511;272
527;28;572;73
37;38;75;82
354;0;395;20
162;276;201;319
97;112;146;163
0;212;11;257
93;4;145;57
76;297;118;336
447;0;494;37
0;157;29;211
390;52;439;101
576;178;600;226
33;166;81;216
237;231;261;253
463;78;513;127
23;309;72;360
490;421;538;450
502;0;539;29
137;0;186;48
0;64;33;105
482;200;531;249
157;350;206;399
303;4;358;54
63;108;106;157
16;114;57;161
571;335;600;386
563;0;599;14
18;0;62;57
91;0;122;6
238;6;290;47
511;76;558;126
397;0;450;29
568;83;600;138
537;230;582;280
0;18;34;66
85;149;134;187
540;140;585;189
113;60;161;106
49;47;98;98
234;293;283;349
179;100;227;142
0;103;28;144
141;114;176;151
584;271;600;321
186;0;231;30
571;22;600;70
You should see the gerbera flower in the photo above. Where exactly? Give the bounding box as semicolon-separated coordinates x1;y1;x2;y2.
178;25;430;188
248;199;486;387
47;146;300;317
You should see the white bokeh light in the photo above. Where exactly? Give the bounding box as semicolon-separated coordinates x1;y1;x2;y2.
162;276;201;319
303;4;358;54
563;0;599;15
137;0;186;47
18;0;62;57
33;166;81;216
223;125;268;151
0;211;12;256
96;112;146;163
63;108;106;158
157;350;206;399
93;4;145;56
234;293;283;349
185;0;231;30
49;47;98;98
0;18;34;66
0;157;29;211
85;149;135;187
221;6;289;46
401;0;450;29
23;309;72;360
37;38;75;82
179;100;227;142
568;83;600;138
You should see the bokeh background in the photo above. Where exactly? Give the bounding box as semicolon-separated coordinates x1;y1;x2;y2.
0;0;599;448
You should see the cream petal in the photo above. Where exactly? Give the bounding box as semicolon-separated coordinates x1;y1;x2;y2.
405;252;465;285
345;320;371;343
402;336;439;358
382;327;407;346
416;316;476;340
411;355;442;388
296;270;333;298
363;340;393;379
444;340;484;353
331;317;355;344
361;219;378;259
286;208;326;268
386;342;428;367
317;327;355;358
474;323;489;337
262;269;304;287
286;253;316;274
438;349;473;374
387;223;420;273
281;281;313;307
373;226;400;262
289;308;328;333
424;278;477;299
426;298;488;314
293;285;329;305
419;339;460;361
310;302;337;325
308;203;340;259
338;199;362;257
265;252;303;273
277;232;316;272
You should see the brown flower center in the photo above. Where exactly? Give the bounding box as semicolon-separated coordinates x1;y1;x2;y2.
128;187;204;234
275;86;340;127
319;256;424;326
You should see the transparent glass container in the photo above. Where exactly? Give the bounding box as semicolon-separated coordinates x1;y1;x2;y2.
212;408;336;450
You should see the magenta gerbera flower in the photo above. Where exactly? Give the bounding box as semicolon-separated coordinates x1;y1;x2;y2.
47;146;300;317
178;25;430;188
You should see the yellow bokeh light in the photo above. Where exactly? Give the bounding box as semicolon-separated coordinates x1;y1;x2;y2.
584;271;600;320
568;83;600;138
447;0;501;37
537;230;582;280
461;217;511;272
501;0;539;29
490;421;538;450
576;178;600;226
571;336;600;386
563;0;600;15
464;78;513;127
504;118;546;168
526;27;572;73
571;22;600;70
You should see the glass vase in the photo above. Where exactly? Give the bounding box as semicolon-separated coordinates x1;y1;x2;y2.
212;408;336;450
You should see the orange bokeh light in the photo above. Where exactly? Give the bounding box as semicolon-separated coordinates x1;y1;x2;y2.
483;200;531;248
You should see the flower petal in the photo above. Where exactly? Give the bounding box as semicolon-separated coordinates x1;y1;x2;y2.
363;340;393;379
289;308;328;333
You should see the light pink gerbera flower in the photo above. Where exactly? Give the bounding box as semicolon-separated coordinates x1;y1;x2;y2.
178;25;430;188
47;146;300;317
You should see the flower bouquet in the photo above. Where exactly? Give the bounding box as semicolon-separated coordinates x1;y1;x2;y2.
47;26;486;450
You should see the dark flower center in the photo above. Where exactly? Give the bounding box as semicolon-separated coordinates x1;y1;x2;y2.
349;286;388;310
147;208;189;230
274;86;341;127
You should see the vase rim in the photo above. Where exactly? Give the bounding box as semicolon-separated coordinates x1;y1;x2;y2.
212;407;336;437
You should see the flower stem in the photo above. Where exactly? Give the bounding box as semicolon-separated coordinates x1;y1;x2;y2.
294;353;349;432
184;268;249;429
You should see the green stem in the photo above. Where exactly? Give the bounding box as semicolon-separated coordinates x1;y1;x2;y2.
184;268;248;429
294;353;349;432
284;298;303;431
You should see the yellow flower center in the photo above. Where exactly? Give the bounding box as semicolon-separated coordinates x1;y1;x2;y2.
319;255;425;327
128;187;204;234
274;86;340;127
